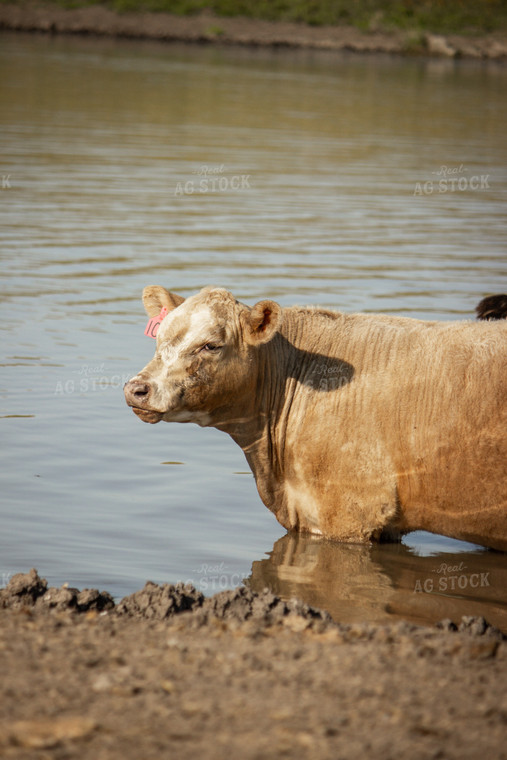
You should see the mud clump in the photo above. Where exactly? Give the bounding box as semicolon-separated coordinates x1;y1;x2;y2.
190;586;334;632
116;580;204;620
437;615;505;640
115;583;334;632
1;570;505;640
0;568;114;613
0;568;47;607
115;583;333;631
39;586;115;613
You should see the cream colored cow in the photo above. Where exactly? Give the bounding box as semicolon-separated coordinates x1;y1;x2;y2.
125;286;507;551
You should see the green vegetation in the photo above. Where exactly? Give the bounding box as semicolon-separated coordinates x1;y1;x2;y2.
8;0;507;34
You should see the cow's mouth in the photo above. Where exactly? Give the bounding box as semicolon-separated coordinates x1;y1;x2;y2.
130;407;164;424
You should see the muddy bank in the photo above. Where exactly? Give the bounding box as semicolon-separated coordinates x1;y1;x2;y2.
0;570;506;759
1;2;507;59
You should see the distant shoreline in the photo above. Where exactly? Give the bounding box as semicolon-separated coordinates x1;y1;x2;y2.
1;2;507;59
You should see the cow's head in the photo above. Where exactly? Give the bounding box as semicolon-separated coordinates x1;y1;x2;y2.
124;286;282;426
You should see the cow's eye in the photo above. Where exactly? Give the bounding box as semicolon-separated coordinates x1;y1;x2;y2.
201;343;221;352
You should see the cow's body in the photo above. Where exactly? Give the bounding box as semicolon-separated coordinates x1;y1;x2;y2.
125;287;507;551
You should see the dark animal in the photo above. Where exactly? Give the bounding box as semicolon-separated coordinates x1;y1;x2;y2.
476;294;507;321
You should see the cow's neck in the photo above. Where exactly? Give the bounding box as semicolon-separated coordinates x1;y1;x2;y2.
214;327;295;456
216;306;330;438
214;307;347;518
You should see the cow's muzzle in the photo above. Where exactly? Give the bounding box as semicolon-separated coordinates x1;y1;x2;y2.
124;378;164;424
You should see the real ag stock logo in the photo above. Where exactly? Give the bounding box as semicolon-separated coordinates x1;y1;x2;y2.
413;561;490;594
413;164;490;196
175;164;251;196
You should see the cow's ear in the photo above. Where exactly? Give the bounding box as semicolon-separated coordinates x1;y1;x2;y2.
243;300;282;345
142;286;185;317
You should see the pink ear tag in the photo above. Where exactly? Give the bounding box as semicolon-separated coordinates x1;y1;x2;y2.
144;307;168;338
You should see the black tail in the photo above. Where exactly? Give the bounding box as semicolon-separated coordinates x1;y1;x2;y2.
476;294;507;321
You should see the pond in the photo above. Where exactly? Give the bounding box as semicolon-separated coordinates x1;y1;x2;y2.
1;32;506;629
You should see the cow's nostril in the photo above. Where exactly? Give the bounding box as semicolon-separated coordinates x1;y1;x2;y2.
125;380;151;402
133;382;149;398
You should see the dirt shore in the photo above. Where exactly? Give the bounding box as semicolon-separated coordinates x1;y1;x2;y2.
0;569;506;759
1;1;507;59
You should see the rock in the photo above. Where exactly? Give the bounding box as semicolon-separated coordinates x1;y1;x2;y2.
4;717;97;749
487;41;507;59
426;34;456;57
91;673;114;693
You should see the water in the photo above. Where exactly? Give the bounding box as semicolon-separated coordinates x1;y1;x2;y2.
1;32;506;629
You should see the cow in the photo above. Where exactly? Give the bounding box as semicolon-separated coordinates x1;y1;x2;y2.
124;286;507;551
476;294;507;321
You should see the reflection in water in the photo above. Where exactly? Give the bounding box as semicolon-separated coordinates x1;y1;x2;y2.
248;533;507;631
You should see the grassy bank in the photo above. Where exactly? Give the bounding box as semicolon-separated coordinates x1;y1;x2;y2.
4;0;507;34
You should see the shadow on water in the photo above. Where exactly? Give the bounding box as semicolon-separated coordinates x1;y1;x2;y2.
247;533;507;632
